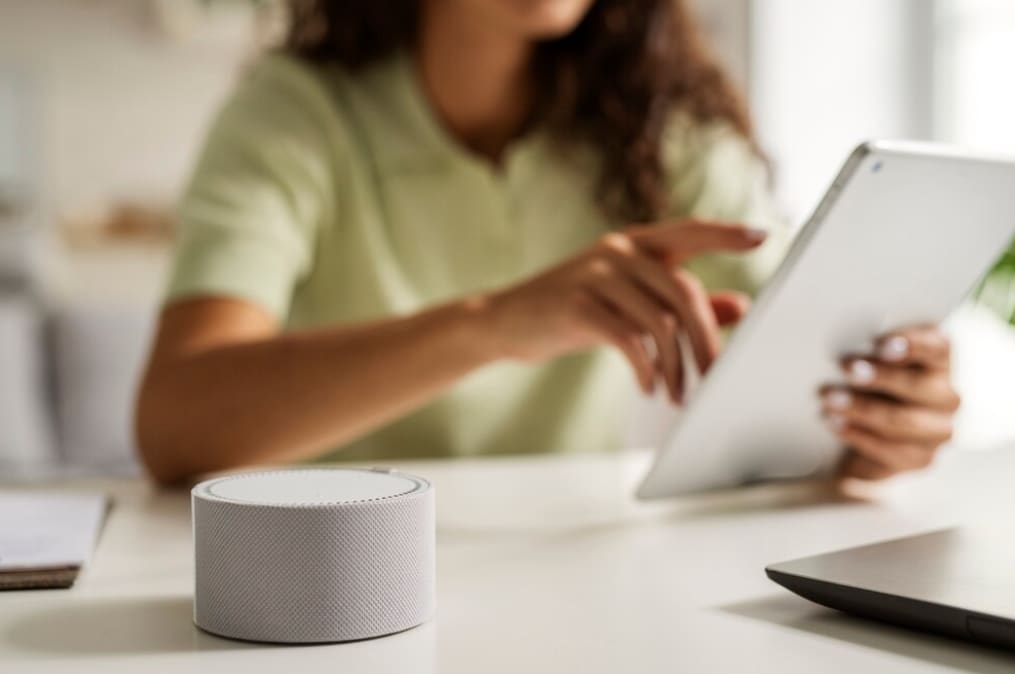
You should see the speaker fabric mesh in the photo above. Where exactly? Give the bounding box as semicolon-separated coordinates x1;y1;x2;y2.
192;469;435;643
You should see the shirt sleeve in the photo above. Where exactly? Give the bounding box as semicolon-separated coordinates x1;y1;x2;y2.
166;56;337;319
663;118;793;297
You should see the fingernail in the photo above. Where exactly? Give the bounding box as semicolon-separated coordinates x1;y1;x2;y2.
745;228;768;243
824;389;852;410
848;359;876;384
878;335;909;362
825;414;847;433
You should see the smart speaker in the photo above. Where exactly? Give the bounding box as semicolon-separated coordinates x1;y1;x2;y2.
192;468;435;643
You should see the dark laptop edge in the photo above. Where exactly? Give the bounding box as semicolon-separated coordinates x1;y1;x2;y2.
765;566;1015;651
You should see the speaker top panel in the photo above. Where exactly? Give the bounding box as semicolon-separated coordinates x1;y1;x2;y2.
193;469;429;507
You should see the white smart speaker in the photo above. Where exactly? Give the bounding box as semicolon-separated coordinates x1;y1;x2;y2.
192;468;435;643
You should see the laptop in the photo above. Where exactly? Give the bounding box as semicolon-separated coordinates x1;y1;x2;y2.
766;527;1015;649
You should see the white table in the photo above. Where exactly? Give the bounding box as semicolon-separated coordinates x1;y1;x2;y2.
2;448;1015;673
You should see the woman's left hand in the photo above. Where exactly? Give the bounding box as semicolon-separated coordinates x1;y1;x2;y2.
820;325;960;481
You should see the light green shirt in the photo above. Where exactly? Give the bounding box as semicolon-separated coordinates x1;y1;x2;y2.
167;52;790;462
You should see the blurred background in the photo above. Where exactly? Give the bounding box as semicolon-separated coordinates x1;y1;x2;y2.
1;0;1014;479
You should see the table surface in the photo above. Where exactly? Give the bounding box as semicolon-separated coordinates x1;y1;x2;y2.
2;449;1015;674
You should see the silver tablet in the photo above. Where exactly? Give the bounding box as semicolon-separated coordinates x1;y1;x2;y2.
637;141;1015;499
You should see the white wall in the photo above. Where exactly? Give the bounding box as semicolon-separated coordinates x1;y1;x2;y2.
935;0;1015;152
749;0;933;222
0;0;263;303
694;0;751;88
0;0;251;218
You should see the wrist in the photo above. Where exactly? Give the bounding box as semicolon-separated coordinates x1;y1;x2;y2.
446;292;507;367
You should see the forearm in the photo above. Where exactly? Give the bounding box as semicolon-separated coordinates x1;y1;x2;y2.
136;297;495;484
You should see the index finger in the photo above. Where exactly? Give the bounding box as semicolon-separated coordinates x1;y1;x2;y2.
874;325;951;369
627;219;767;264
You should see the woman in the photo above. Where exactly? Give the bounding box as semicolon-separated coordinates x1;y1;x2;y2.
135;0;958;484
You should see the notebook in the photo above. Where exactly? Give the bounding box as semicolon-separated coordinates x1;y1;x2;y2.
0;491;109;590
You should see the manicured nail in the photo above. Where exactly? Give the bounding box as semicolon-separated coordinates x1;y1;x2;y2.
825;414;847;433
824;389;852;410
878;335;909;362
848;359;876;384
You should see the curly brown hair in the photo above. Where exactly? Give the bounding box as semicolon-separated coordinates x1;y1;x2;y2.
286;0;755;223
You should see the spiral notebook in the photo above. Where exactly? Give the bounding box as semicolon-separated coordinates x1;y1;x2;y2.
0;492;108;590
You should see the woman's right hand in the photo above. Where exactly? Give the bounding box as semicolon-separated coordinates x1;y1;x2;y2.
480;220;767;402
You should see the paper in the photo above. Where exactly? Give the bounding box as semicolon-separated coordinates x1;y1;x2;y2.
0;491;108;589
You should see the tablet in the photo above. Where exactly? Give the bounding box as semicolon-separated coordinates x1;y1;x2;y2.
637;141;1015;499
